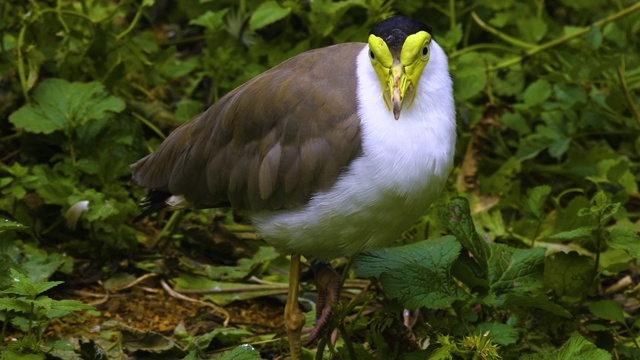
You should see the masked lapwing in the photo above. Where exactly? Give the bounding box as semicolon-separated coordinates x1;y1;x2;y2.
131;16;456;358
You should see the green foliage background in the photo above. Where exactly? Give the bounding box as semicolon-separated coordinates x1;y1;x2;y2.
1;0;639;359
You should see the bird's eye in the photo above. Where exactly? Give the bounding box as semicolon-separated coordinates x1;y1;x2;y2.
422;46;429;56
369;50;375;60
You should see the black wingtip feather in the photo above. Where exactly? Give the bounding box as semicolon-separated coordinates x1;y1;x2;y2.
133;190;172;222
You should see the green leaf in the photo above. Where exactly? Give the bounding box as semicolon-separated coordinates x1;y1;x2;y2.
520;332;611;360
586;26;603;50
544;252;596;303
441;197;490;275
172;274;286;306
517;17;548;43
523;185;551;219
475;322;519;345
355;236;465;309
608;227;640;259
454;52;487;101
189;9;229;31
249;1;291;31
504;294;572;318
187;328;254;352
488;244;545;296
217;344;263;360
0;219;28;232
523;79;552;106
8;79;125;134
589;300;626;324
206;247;279;281
439;23;463;48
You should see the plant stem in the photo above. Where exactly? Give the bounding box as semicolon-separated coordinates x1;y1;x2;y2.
485;1;640;71
116;0;149;41
617;64;640;125
339;323;356;360
17;23;30;102
471;11;535;50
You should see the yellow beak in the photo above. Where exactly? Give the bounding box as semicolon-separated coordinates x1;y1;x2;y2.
387;61;411;120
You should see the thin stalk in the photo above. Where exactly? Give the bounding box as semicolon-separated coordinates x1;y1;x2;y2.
339;323;356;359
486;1;640;71
115;0;149;40
17;24;29;102
449;0;456;30
617;64;640;125
471;11;536;49
132;112;167;140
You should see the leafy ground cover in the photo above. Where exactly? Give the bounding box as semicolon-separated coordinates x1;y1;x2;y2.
1;0;639;359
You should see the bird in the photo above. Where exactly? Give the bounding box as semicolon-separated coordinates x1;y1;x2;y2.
131;16;456;359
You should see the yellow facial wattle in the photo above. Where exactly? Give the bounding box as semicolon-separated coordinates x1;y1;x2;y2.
367;31;432;120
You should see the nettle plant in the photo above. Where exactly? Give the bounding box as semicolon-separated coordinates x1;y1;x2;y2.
0;268;93;358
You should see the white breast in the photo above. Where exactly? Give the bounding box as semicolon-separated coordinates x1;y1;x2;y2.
251;42;456;260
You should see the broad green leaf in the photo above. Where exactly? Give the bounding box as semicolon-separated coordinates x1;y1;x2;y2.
439;23;463;49
520;332;611;360
0;297;32;313
217;344;263;360
517;17;548;42
504;294;572;318
523;185;551;220
589;300;626;324
189;9;229;30
355;236;465;309
249;1;291;31
586;26;603;49
8;79;125;134
501;112;530;135
0;219;28;232
523;79;552;106
441;197;490;275
544;252;596;303
608;227;640;259
475;322;519;345
453;52;487;101
488;244;545;296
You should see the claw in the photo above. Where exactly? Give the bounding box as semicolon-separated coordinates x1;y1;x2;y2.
307;265;342;345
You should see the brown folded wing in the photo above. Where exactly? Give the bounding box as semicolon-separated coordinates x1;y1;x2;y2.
131;43;365;211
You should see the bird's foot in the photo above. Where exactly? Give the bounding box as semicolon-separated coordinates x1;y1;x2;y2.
306;264;342;345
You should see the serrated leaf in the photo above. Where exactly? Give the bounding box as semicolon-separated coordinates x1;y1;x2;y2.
441;197;490;276
249;1;291;31
0;219;28;232
544;252;596;303
454;52;487;101
523;185;551;219
8;79;125;134
520;332;611;360
589;300;626;324
355;236;465;309
189;9;229;30
475;322;519;345
439;23;463;48
523;79;552;106
488;244;545;296
608;227;640;259
0;297;32;313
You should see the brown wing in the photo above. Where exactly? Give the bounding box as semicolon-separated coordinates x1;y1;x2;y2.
131;43;365;211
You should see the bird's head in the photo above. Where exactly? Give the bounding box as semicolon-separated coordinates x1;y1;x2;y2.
368;17;433;120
